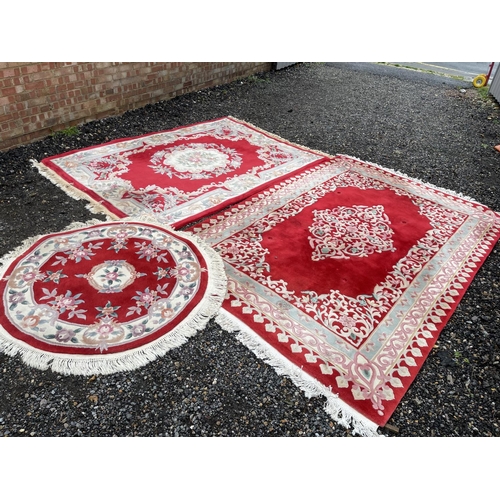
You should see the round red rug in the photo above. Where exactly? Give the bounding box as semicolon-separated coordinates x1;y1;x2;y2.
0;219;226;375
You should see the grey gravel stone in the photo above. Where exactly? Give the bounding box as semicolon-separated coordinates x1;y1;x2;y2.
0;62;499;437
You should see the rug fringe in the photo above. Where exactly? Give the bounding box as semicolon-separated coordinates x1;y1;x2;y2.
227;116;336;160
0;218;107;270
0;218;227;376
215;309;381;437
30;159;120;219
335;154;493;208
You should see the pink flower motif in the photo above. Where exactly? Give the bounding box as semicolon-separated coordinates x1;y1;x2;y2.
73;249;88;259
135;242;161;261
153;267;172;280
339;314;356;329
22;270;45;283
177;285;195;299
161;308;174;319
57;296;77;309
54;237;69;245
9;292;25;304
132;324;146;337
177;266;189;277
21;315;40;328
140;292;154;303
55;329;75;342
41;289;85;317
177;248;192;260
97;323;114;337
127;285;168;316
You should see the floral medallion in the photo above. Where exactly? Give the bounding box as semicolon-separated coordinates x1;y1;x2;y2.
84;260;141;293
149;143;243;179
309;205;396;260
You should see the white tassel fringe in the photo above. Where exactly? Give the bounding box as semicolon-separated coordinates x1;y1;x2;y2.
215;309;381;437
31;159;120;219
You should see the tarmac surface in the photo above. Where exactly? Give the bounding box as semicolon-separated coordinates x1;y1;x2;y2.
0;62;499;439
386;62;497;82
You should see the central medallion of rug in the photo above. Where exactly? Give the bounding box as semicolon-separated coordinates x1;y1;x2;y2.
308;205;396;260
189;155;500;435
0;219;226;375
33;117;330;228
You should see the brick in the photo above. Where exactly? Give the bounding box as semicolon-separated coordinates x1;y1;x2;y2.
30;69;53;82
81;72;93;82
23;64;41;75
0;110;10;122
97;74;114;84
53;65;76;77
1;86;17;97
24;79;45;91
0;68;20;78
0;95;15;106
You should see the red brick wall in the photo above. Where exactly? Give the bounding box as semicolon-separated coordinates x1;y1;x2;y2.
0;62;272;151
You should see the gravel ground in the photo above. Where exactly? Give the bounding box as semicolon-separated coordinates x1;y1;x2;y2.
0;62;499;438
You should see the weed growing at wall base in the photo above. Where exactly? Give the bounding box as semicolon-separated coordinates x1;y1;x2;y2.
51;126;80;138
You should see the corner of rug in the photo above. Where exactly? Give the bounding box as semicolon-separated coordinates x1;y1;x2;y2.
333;154;486;206
31;159;86;202
215;310;381;437
30;159;118;218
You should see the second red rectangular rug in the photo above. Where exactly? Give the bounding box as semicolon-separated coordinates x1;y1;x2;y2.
189;155;500;435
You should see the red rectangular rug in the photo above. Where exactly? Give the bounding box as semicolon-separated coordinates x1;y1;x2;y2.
189;155;500;436
33;117;330;228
